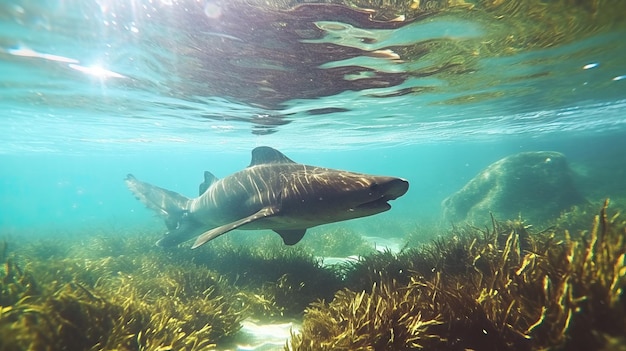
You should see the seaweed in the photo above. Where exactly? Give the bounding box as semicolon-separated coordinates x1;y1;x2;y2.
289;280;443;351
288;200;626;350
1;246;39;307
0;235;246;350
0;226;348;349
299;227;376;258
3;199;625;350
184;242;344;318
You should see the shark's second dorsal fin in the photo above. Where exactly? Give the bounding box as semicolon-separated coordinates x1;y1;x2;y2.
199;171;218;196
249;146;296;167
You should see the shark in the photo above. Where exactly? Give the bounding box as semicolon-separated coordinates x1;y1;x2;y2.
125;146;409;249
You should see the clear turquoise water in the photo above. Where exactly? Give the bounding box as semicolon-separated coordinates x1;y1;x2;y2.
1;1;626;350
1;0;625;238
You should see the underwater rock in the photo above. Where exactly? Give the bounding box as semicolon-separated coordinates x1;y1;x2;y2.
442;151;584;224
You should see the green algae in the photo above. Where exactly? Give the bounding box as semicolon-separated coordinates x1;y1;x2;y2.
288;199;626;350
2;200;626;350
299;227;377;258
0;230;343;349
186;244;342;318
0;240;245;350
289;281;442;350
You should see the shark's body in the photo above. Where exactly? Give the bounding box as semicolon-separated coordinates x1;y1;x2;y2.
126;146;409;249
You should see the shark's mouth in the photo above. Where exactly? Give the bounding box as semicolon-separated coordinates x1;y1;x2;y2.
355;197;392;211
354;178;409;212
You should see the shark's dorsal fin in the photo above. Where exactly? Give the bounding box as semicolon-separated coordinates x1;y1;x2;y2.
249;146;296;167
199;171;218;196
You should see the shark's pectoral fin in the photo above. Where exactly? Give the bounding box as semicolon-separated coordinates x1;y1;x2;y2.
273;229;307;245
191;207;279;249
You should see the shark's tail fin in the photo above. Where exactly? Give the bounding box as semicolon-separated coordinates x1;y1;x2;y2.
125;174;195;246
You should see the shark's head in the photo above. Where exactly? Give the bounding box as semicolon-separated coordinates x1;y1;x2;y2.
350;176;409;215
279;170;409;225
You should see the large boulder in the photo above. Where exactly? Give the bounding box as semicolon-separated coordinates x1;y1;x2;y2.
442;151;585;225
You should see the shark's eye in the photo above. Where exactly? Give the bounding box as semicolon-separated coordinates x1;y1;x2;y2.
369;183;379;192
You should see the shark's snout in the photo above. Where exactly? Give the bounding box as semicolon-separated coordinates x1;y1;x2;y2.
378;177;409;200
355;177;409;212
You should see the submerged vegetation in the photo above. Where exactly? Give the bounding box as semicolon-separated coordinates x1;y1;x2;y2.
1;200;625;350
0;230;346;350
288;199;626;350
1;237;245;350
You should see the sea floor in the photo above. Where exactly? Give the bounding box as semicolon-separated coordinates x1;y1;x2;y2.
1;199;626;350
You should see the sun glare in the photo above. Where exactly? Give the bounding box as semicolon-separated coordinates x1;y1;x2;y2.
68;63;127;79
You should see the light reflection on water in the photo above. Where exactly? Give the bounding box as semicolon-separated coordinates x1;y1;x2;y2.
0;0;625;154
